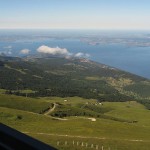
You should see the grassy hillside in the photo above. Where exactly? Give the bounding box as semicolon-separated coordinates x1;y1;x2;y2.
0;95;150;150
0;94;52;113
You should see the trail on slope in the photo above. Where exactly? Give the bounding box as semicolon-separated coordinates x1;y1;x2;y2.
44;103;68;121
44;103;57;115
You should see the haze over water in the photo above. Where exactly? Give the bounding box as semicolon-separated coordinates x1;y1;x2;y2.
0;29;150;79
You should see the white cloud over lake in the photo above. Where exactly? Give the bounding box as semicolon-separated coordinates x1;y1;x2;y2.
37;45;90;58
20;49;30;54
37;45;70;56
74;52;90;58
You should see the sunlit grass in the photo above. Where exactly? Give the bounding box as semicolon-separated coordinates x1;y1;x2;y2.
0;95;150;149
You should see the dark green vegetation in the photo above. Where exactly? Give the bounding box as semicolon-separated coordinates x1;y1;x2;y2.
51;102;134;123
0;55;150;108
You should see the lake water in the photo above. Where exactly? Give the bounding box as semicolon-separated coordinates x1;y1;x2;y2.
0;30;150;79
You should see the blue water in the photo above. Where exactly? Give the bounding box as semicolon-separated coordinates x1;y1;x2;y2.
0;30;150;79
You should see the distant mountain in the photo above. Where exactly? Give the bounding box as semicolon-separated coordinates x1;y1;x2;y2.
0;55;150;108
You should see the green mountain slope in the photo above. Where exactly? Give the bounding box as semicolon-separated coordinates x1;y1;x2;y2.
0;56;150;108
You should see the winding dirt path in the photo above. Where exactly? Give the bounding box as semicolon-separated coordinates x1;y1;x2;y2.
44;103;57;115
43;103;68;121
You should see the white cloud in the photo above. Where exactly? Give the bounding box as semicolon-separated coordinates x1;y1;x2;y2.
74;52;90;58
37;45;90;59
20;49;30;54
0;50;12;55
37;45;71;56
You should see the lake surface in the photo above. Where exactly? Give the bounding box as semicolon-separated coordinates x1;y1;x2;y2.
0;30;150;79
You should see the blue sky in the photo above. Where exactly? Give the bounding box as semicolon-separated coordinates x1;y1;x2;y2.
0;0;150;29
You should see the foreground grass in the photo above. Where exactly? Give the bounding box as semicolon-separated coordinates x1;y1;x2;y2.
0;94;150;149
28;133;150;150
0;100;150;150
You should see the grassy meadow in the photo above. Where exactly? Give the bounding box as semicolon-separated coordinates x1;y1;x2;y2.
0;93;150;150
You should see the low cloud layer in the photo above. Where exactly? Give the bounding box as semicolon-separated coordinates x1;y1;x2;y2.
74;52;90;58
37;45;70;56
0;49;12;55
20;49;30;54
37;45;90;58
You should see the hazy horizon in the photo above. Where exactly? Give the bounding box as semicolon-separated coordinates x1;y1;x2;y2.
1;0;150;30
